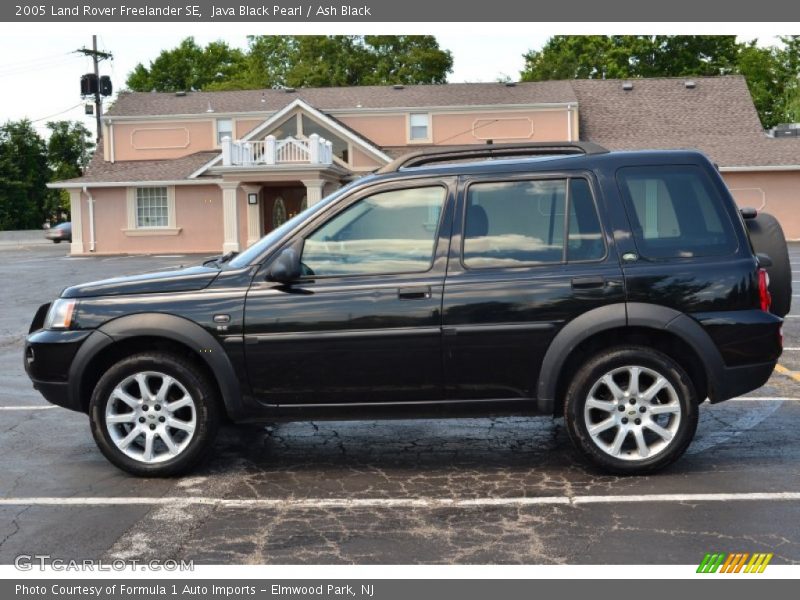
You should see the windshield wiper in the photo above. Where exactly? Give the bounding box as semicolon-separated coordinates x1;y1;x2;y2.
202;251;239;268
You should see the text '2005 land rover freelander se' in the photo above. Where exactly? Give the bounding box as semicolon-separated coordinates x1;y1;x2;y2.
24;143;791;476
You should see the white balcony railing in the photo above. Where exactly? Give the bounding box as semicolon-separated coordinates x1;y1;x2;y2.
221;133;334;167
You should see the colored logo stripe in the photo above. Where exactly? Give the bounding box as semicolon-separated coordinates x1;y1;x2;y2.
697;552;773;573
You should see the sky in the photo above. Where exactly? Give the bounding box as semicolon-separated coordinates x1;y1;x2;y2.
0;32;548;138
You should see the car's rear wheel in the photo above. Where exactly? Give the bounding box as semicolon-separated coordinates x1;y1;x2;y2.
89;352;220;477
564;346;698;475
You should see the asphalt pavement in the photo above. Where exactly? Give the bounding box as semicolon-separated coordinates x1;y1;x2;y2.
1;243;799;565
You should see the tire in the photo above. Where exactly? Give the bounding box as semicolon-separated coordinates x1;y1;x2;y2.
53;240;60;244
89;352;220;477
564;346;699;475
746;212;792;318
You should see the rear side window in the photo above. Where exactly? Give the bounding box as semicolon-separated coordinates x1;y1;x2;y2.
617;165;737;259
463;178;605;268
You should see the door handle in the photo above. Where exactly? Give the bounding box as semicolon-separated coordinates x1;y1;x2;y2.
571;276;606;289
398;286;431;300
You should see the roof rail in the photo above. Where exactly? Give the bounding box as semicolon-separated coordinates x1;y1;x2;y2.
377;141;609;174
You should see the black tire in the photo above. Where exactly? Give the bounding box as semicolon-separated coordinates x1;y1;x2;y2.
746;212;792;318
53;240;60;244
89;352;220;477
564;346;699;475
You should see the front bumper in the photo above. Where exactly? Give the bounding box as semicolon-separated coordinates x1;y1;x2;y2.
24;329;93;412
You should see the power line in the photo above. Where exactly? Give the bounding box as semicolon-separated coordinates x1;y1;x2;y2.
30;102;85;124
0;55;82;78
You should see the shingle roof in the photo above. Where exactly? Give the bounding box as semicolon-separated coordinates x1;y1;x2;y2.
63;76;800;186
57;140;220;184
107;81;577;116
572;76;800;167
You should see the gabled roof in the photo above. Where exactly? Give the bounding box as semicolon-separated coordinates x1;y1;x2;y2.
573;76;800;168
107;81;578;117
193;98;392;177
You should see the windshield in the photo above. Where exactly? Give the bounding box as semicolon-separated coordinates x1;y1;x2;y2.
227;180;363;268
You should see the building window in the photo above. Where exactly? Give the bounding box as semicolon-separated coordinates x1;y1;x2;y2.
409;113;430;141
136;187;169;228
217;118;233;145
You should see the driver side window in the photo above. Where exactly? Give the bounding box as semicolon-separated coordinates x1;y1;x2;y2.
301;186;446;277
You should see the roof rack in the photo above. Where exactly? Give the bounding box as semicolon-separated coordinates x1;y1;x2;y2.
377;141;609;174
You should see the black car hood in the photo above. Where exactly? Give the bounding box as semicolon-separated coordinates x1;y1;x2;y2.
61;265;221;298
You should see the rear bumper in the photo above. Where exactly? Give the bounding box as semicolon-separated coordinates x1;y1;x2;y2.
710;360;777;403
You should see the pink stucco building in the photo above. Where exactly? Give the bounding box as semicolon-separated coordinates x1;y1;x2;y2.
50;76;800;255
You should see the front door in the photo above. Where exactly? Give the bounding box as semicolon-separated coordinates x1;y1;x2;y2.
442;172;625;400
244;179;454;405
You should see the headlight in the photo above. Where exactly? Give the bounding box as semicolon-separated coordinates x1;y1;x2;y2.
44;298;77;330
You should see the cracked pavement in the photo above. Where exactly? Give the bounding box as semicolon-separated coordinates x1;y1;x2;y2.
1;244;799;564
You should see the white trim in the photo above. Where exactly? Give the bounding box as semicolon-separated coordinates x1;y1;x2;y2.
48;179;223;189
122;227;182;236
102;102;577;123
720;165;800;172
241;98;393;164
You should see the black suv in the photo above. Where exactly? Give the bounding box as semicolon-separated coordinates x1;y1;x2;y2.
24;143;788;476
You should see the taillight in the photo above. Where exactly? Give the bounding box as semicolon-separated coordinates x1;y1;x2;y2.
758;268;772;312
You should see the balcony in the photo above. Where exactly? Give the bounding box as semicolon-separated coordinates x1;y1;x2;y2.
220;133;334;167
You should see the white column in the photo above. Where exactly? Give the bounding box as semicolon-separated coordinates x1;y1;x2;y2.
221;136;232;166
242;184;263;247
309;133;320;163
265;135;276;165
220;182;240;254
302;179;327;207
68;189;84;255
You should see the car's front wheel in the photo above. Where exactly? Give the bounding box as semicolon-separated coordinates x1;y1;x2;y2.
564;346;699;475
89;352;220;477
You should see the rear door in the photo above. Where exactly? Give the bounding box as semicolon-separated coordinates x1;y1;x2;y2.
441;172;625;400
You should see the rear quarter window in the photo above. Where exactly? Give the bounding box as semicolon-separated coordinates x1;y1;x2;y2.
616;165;737;259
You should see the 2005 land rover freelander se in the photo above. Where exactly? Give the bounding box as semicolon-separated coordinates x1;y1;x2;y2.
24;143;790;476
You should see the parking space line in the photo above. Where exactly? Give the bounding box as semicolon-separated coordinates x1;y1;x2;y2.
1;492;799;509
731;396;799;401
775;364;800;383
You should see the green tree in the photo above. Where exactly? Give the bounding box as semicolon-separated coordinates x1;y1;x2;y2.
45;120;95;220
137;35;453;92
521;35;800;128
126;37;246;92
521;35;740;81
0;120;50;230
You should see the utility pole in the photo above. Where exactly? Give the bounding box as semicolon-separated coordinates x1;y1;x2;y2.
76;36;112;142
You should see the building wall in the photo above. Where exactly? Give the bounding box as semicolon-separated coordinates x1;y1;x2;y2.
336;108;573;147
431;109;572;144
78;185;224;254
111;119;216;161
722;171;800;239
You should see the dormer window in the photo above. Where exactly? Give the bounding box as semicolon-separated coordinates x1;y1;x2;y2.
409;113;430;142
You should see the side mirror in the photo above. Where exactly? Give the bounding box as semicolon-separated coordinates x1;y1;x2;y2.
267;246;302;283
740;207;758;220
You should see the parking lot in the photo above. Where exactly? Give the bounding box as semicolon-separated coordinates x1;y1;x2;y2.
1;243;799;565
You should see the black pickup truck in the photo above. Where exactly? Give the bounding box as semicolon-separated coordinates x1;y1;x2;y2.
24;143;789;476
